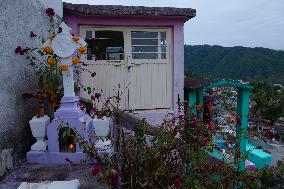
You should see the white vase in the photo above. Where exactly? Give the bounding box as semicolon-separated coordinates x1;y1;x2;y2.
93;116;112;153
93;116;110;137
29;115;50;151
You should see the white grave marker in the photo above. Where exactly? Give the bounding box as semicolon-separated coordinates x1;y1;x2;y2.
51;22;87;97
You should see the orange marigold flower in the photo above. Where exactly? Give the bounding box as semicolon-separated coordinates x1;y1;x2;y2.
60;64;69;72
72;57;80;65
77;46;86;53
47;56;56;66
42;46;52;54
72;36;80;42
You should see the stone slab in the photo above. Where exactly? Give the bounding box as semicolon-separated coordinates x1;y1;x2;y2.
17;179;80;189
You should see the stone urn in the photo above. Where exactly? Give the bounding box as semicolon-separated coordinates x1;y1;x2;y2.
93;116;112;153
29;115;50;151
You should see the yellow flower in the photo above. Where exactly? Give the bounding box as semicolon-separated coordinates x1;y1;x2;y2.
72;36;80;42
77;46;86;53
47;56;56;66
60;64;69;72
72;57;80;65
42;46;52;54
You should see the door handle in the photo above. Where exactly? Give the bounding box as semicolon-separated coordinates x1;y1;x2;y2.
127;65;134;71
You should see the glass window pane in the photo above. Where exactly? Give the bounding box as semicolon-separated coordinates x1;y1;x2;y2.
132;46;158;52
131;31;158;38
161;53;166;59
132;53;158;59
86;31;92;38
161;46;166;53
85;30;124;60
132;39;158;46
160;32;166;39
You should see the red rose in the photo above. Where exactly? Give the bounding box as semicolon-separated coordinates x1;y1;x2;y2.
45;8;55;17
174;178;181;188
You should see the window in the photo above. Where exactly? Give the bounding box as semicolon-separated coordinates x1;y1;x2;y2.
131;31;167;60
85;30;124;61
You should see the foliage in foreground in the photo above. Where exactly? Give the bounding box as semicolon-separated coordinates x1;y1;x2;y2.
65;101;284;189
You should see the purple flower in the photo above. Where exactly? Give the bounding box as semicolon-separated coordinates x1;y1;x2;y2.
30;31;37;38
91;72;96;77
45;8;55;17
57;27;62;33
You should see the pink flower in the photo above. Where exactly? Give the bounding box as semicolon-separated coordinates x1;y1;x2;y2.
90;163;101;176
174;178;181;188
45;8;55;17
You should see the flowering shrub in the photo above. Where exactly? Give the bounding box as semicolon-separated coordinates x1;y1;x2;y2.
62;99;284;189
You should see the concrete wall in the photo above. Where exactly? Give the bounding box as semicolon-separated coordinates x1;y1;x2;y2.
0;0;62;176
63;13;185;110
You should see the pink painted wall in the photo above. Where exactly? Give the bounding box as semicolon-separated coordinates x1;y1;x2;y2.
63;13;185;110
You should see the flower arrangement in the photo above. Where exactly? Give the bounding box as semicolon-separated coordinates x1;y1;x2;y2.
15;8;91;112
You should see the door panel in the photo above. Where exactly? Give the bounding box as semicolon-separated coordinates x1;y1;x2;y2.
80;27;128;109
127;29;171;110
79;27;171;110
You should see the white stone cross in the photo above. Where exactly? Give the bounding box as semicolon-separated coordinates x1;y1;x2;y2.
49;22;87;97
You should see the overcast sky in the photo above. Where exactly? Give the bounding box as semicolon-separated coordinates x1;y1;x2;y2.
64;0;284;50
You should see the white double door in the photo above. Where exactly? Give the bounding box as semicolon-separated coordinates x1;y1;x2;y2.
80;27;172;110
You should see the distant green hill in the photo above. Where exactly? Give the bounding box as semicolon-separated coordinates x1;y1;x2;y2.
184;45;284;84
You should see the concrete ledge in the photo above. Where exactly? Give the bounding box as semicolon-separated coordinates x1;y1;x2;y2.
18;179;80;189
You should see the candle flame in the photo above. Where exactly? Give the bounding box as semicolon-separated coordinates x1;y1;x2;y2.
69;143;75;151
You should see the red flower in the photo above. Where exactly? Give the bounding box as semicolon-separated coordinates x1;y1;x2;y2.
57;27;62;34
236;116;242;124
214;120;219;126
172;127;177;135
90;163;101;176
90;38;97;45
94;93;101;99
91;72;96;77
234;152;241;159
15;46;22;54
30;31;37;38
174;178;181;188
45;8;55;17
192;117;198;127
207;122;213;131
114;171;122;188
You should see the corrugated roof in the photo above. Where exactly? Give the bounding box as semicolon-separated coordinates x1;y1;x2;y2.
63;2;196;21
